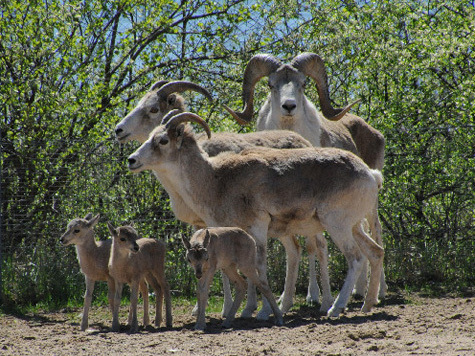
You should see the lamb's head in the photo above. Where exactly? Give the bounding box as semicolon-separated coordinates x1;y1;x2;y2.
107;222;140;253
182;229;211;279
224;52;359;125
60;213;100;246
115;81;212;143
127;112;211;173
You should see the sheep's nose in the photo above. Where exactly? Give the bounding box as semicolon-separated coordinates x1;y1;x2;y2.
115;127;123;135
133;244;139;252
128;157;136;165
195;271;202;279
282;100;296;113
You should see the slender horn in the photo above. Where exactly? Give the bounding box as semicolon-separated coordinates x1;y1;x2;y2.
165;112;211;139
150;80;169;91
224;54;282;125
160;109;183;125
156;81;213;103
291;52;360;121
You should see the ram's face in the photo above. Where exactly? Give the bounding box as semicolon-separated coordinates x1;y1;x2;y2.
268;66;307;119
127;126;176;173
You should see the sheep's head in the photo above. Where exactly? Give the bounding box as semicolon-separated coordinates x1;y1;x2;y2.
60;213;100;246
115;81;212;143
107;223;140;253
224;52;360;125
127;112;211;173
182;229;211;279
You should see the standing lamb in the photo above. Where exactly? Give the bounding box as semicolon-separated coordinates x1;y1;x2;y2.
60;213;148;331
182;227;284;330
107;223;172;332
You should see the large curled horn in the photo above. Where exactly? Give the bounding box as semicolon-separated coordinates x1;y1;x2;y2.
291;52;360;121
156;81;213;103
223;54;282;125
165;112;211;139
160;109;183;125
150;80;169;91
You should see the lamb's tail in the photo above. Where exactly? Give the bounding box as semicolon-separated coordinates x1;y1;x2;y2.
370;169;383;190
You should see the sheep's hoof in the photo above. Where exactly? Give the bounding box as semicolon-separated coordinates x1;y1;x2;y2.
327;306;344;318
256;309;271;321
240;307;255;319
194;323;205;331
221;320;232;329
319;299;334;313
361;300;377;313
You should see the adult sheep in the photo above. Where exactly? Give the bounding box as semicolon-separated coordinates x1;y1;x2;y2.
224;52;387;299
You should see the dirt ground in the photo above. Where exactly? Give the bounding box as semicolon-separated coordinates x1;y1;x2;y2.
1;292;474;356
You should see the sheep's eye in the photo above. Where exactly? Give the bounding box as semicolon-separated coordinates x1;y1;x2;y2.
150;107;159;114
74;229;80;234
120;237;126;242
159;137;169;145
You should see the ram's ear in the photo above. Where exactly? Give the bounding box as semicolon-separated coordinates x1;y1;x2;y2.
203;229;211;249
175;124;185;149
87;214;100;228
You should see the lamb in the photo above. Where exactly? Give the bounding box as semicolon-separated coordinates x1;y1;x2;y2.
127;111;384;318
224;52;387;300
115;80;213;143
107;222;172;332
182;227;284;330
59;213;148;331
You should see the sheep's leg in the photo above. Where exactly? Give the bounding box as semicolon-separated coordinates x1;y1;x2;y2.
106;277;115;314
140;280;150;327
241;223;270;319
162;280;173;328
325;225;364;318
112;282;123;332
195;271;215;331
269;235;300;316
221;267;247;329
146;276;163;327
221;272;233;317
352;222;384;312
305;235;321;304
369;203;387;299
129;280;140;333
354;261;368;297
81;277;95;331
314;233;334;312
244;266;284;326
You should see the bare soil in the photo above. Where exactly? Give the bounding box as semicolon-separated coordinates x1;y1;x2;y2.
1;293;474;355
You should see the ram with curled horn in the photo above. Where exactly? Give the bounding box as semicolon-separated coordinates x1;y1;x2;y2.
225;52;387;301
115;80;213;143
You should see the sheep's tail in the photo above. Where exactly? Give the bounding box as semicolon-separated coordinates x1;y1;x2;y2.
370;169;383;190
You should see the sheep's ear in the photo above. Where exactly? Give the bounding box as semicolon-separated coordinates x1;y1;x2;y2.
203;229;211;249
107;222;117;236
84;213;93;220
87;214;100;228
175;125;185;149
181;235;191;250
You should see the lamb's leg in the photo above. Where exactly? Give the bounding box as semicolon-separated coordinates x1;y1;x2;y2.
221;272;233;317
81;277;95;331
325;225;364;318
129;280;140;333
352;222;384;312
112;282;123;332
195;270;215;331
314;233;334;312
162;280;173;328
146;276;163;327
221;267;247;329
106;277;115;314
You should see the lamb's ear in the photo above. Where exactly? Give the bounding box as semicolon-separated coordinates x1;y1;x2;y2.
107;222;117;237
181;235;191;250
203;229;211;249
88;214;100;228
84;213;93;220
